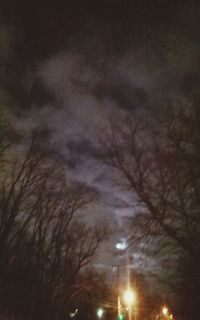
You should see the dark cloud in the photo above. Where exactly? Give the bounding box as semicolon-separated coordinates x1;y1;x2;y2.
2;0;200;114
66;138;91;154
180;72;200;95
2;0;199;64
94;81;149;111
3;75;56;114
65;157;79;170
28;78;56;106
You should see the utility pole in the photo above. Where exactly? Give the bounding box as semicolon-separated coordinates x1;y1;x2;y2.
112;265;122;320
117;265;121;319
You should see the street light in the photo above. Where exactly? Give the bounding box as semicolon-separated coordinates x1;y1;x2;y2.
97;308;104;320
162;307;168;316
123;288;136;306
123;288;137;320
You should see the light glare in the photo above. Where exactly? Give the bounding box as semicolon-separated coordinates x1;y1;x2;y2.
123;288;136;306
162;307;168;315
97;308;104;318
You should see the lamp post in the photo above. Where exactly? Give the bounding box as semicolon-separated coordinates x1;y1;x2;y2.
115;240;126;320
115;239;138;320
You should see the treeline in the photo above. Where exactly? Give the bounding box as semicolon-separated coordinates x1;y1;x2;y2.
0;134;108;320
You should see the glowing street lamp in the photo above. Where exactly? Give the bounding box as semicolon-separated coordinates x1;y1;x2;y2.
123;288;136;307
97;308;104;319
123;288;137;320
162;307;169;317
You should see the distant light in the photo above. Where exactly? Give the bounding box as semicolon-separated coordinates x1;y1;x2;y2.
169;315;174;319
97;308;104;318
118;313;124;320
162;307;168;316
69;309;78;318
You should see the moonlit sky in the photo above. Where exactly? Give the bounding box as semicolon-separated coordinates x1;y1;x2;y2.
1;0;200;271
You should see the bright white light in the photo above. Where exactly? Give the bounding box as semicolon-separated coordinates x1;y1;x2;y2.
123;288;136;306
116;243;126;250
97;308;104;318
162;307;168;316
70;309;78;318
116;238;127;250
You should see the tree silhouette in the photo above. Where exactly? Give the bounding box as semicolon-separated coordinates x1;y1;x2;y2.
0;139;108;320
97;98;200;319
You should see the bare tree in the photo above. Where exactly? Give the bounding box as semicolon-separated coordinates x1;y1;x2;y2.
96;99;200;318
0;140;108;320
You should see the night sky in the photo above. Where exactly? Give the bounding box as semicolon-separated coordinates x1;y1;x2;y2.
1;0;200;270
